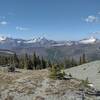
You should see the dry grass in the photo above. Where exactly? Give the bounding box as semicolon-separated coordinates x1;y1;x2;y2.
5;95;14;100
0;67;96;100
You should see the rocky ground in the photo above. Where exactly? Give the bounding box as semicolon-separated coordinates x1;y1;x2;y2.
0;66;99;100
65;60;100;90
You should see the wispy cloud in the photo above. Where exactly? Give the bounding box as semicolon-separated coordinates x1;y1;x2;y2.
16;26;29;31
0;21;8;25
85;15;98;23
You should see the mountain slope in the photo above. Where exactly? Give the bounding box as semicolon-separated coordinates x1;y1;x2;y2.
65;60;100;90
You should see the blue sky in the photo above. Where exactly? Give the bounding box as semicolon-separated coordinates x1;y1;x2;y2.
0;0;100;40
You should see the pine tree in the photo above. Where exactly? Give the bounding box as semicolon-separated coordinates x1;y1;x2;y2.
13;53;19;68
36;56;41;69
49;64;65;79
41;57;46;69
79;56;82;65
27;58;33;70
71;58;77;67
49;64;58;79
24;53;29;69
79;53;87;65
19;57;24;69
5;57;8;65
9;56;13;65
82;53;86;63
32;52;37;69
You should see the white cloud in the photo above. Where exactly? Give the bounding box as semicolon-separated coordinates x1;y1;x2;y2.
16;26;29;31
85;15;98;23
0;21;8;25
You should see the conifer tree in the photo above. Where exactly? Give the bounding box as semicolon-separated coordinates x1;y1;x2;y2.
5;57;8;65
82;53;86;63
24;53;29;69
49;64;65;79
41;57;46;69
32;53;37;69
71;58;77;67
9;56;13;65
19;57;24;69
36;56;41;69
27;58;33;70
79;53;87;65
79;56;82;65
13;53;19;68
49;64;58;79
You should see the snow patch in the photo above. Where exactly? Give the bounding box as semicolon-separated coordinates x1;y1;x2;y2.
79;36;96;44
0;36;7;41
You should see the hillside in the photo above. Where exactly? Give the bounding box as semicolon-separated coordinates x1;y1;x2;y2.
65;60;100;90
0;67;98;100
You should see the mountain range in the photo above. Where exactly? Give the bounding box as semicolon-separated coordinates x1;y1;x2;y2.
0;36;100;61
0;36;98;48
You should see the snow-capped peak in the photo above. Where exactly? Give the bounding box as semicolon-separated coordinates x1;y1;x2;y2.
0;36;7;41
24;37;48;44
79;36;96;44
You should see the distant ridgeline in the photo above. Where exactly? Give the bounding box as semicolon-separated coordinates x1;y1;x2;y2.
0;36;99;62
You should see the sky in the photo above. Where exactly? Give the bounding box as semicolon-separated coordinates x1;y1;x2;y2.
0;0;100;40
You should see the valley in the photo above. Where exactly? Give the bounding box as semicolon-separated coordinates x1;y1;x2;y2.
0;36;100;61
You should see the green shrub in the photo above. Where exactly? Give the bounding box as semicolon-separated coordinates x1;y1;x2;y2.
80;77;89;88
49;64;65;79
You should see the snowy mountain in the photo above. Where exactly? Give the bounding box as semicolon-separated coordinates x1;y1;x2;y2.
0;36;7;41
0;36;56;48
52;36;97;46
24;37;46;43
0;36;98;49
24;37;52;44
79;36;97;44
